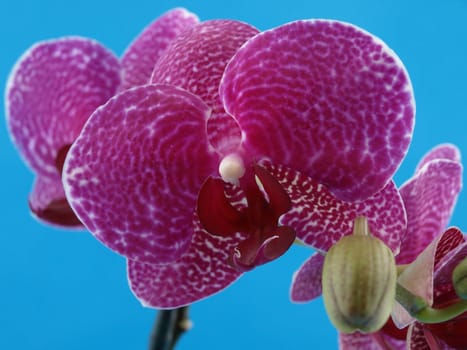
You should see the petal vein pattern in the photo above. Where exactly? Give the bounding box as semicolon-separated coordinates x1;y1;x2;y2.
6;37;120;179
151;20;259;154
221;20;415;202
63;84;218;264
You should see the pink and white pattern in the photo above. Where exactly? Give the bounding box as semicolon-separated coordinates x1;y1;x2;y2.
6;8;195;227
221;20;415;202
333;145;465;349
63;18;415;308
120;8;199;90
6;37;121;227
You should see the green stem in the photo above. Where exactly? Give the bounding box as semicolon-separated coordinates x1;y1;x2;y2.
396;283;467;324
148;307;191;350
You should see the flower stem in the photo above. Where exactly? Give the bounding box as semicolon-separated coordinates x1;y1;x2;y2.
148;306;191;350
396;283;467;323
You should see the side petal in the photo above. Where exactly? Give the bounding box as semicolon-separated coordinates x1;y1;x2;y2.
6;37;120;179
221;20;415;202
128;220;244;309
290;252;324;303
120;8;199;90
416;144;461;172
29;176;83;228
267;163;406;254
398;159;463;264
151;20;259;154
63;84;218;264
432;231;466;305
393;228;465;329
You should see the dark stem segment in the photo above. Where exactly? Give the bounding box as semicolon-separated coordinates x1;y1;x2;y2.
148;307;191;350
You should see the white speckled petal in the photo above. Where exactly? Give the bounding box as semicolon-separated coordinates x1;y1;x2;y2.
151;20;259;154
290;252;324;302
120;8;199;90
415;144;461;172
398;158;462;264
128;220;244;308
63;84;218;264
221;20;415;202
266;163;406;254
6;37;120;179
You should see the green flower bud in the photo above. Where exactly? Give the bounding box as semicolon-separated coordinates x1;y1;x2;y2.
322;217;397;333
453;257;467;299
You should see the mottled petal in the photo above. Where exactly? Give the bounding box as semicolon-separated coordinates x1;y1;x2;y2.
416;144;461;172
398;160;463;264
432;230;466;303
29;175;82;228
290;252;324;302
339;332;403;350
151;20;259;154
6;37;120;179
266;163;406;253
128;220;244;308
407;322;441;350
221;20;414;202
63;84;218;264
120;8;199;90
393;228;465;328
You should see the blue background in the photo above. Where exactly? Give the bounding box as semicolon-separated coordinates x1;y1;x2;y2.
1;0;466;349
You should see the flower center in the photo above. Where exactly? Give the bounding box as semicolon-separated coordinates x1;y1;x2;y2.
197;155;296;272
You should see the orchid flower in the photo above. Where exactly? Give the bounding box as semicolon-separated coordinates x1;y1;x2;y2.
63;18;414;308
5;8;198;227
293;144;464;349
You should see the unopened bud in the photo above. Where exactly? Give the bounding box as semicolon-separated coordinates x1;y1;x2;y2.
322;217;397;333
453;257;467;299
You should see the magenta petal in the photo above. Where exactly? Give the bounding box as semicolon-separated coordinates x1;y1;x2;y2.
151;20;259;154
29;176;83;228
393;228;465;328
433;231;466;303
63;84;218;264
407;323;437;350
267;163;406;253
128;221;243;308
6;37;120;179
339;332;404;350
398;159;463;264
120;8;199;90
290;252;324;303
221;20;415;202
416;144;461;172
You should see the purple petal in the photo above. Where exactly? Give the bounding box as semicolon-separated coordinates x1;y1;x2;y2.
6;37;120;179
393;228;465;328
151;20;259;154
29;175;82;228
120;8;199;90
398;159;462;264
128;219;243;308
290;252;324;302
416;144;461;172
339;332;404;350
433;230;466;304
407;322;443;350
266;163;406;253
63;84;218;264
221;20;415;202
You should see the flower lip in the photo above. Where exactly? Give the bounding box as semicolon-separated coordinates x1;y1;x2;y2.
197;163;295;271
